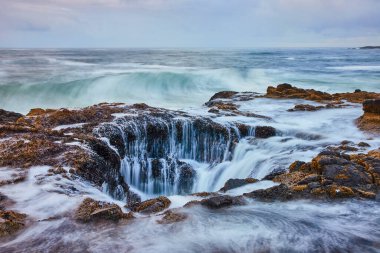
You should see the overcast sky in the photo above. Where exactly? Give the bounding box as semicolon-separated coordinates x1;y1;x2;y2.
1;0;380;48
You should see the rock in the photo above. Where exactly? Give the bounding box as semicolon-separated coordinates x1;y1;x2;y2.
244;184;294;201
267;149;380;201
363;99;380;114
208;91;238;102
255;126;276;138
287;103;346;112
75;198;131;222
266;83;380;104
157;210;187;224
266;83;333;101
129;196;171;214
262;167;287;180
200;195;246;209
177;164;196;194
0;210;27;237
219;178;258;192
358;142;371;147
0;109;23;124
288;161;307;172
191;192;216;197
287;104;324;112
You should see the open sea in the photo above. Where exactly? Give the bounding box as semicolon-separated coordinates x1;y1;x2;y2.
0;48;379;113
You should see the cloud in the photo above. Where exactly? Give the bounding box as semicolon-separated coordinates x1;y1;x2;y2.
0;0;379;47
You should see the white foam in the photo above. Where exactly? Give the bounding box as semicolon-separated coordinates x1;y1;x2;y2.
52;123;86;131
328;65;380;71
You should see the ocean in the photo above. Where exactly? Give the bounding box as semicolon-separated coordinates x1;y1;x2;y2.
0;48;379;113
1;48;380;252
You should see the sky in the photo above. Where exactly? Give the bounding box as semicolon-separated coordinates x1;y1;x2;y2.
1;0;380;48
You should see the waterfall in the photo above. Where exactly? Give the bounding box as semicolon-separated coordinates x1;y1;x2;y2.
94;113;255;195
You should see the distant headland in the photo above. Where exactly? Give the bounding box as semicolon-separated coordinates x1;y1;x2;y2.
359;46;380;49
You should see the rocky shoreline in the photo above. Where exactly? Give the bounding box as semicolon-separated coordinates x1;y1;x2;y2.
0;83;379;242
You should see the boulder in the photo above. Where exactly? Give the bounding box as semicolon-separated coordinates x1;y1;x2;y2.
219;178;258;192
75;198;132;222
265;149;380;201
157;210;187;224
129;196;171;214
200;195;246;209
255;126;276;138
363;99;380;114
208;91;238;102
0;109;23;124
0;210;27;237
244;184;294;201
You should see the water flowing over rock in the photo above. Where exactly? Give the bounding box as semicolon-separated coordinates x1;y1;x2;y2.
94;106;257;195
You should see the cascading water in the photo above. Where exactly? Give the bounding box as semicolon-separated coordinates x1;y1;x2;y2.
94;113;255;196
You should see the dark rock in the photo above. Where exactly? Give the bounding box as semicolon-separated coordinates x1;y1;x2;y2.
363;99;380;114
262;167;287;180
178;164;196;194
0;109;23;124
358;142;371;147
200;195;246;209
244;184;294;201
255;126;276;138
208;91;238;102
287;104;324;112
219;178;258;192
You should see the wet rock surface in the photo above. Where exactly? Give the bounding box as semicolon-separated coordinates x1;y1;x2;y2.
75;198;133;222
0;84;379;249
156;210;188;224
0;210;27;237
265;83;380;103
255;126;276;138
245;149;380;201
0;109;23;124
219;178;258;192
129;196;171;214
357;99;380;133
200;195;246;209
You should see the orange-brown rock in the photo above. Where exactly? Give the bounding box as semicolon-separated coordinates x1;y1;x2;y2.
266;83;380;104
266;83;333;101
157;210;187;224
0;210;27;237
357;99;380;134
246;149;380;201
75;198;132;222
129;196;171;214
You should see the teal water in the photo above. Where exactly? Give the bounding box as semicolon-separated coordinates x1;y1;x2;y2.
0;48;379;113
